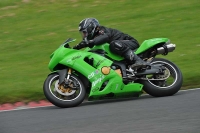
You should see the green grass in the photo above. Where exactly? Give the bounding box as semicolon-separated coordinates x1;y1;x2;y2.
0;0;200;104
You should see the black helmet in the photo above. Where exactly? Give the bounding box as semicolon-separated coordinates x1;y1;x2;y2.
79;18;100;41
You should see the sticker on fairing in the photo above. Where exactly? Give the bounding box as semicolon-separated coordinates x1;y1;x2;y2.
92;75;105;87
88;70;99;79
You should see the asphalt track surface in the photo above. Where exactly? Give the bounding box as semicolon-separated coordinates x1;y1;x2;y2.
0;89;200;133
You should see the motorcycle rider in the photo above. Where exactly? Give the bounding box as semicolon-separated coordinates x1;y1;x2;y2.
73;18;148;69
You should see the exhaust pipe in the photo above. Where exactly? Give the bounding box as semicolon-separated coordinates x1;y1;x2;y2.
157;43;176;55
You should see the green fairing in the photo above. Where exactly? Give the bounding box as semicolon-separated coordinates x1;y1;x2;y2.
48;41;143;99
135;38;169;54
84;43;124;61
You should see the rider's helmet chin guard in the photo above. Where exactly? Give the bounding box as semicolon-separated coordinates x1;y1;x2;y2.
79;18;100;43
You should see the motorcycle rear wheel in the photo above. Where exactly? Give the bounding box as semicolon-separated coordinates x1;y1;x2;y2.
139;58;183;97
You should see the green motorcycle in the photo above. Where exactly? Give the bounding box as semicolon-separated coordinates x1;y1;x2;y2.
43;38;183;108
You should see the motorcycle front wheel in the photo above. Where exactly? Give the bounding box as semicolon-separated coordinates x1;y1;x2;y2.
43;73;86;108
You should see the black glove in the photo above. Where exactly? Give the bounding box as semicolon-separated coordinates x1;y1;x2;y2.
87;40;95;48
73;40;88;50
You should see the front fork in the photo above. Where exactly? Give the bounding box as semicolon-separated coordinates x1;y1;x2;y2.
57;68;72;84
57;68;75;93
66;68;72;82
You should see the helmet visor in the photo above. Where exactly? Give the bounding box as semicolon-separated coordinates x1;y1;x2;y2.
79;29;88;39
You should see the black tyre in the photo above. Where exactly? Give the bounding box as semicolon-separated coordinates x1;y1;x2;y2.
139;58;183;97
43;73;86;108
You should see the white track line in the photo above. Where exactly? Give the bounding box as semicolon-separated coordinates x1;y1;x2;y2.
180;88;200;91
0;88;200;113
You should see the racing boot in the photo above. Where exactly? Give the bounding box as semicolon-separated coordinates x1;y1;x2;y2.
124;49;148;70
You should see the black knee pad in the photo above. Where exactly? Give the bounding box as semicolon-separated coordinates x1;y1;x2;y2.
110;41;128;55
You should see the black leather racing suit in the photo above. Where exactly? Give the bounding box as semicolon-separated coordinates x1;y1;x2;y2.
89;26;140;56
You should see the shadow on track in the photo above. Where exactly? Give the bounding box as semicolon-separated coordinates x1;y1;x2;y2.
43;94;154;110
42;90;189;110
